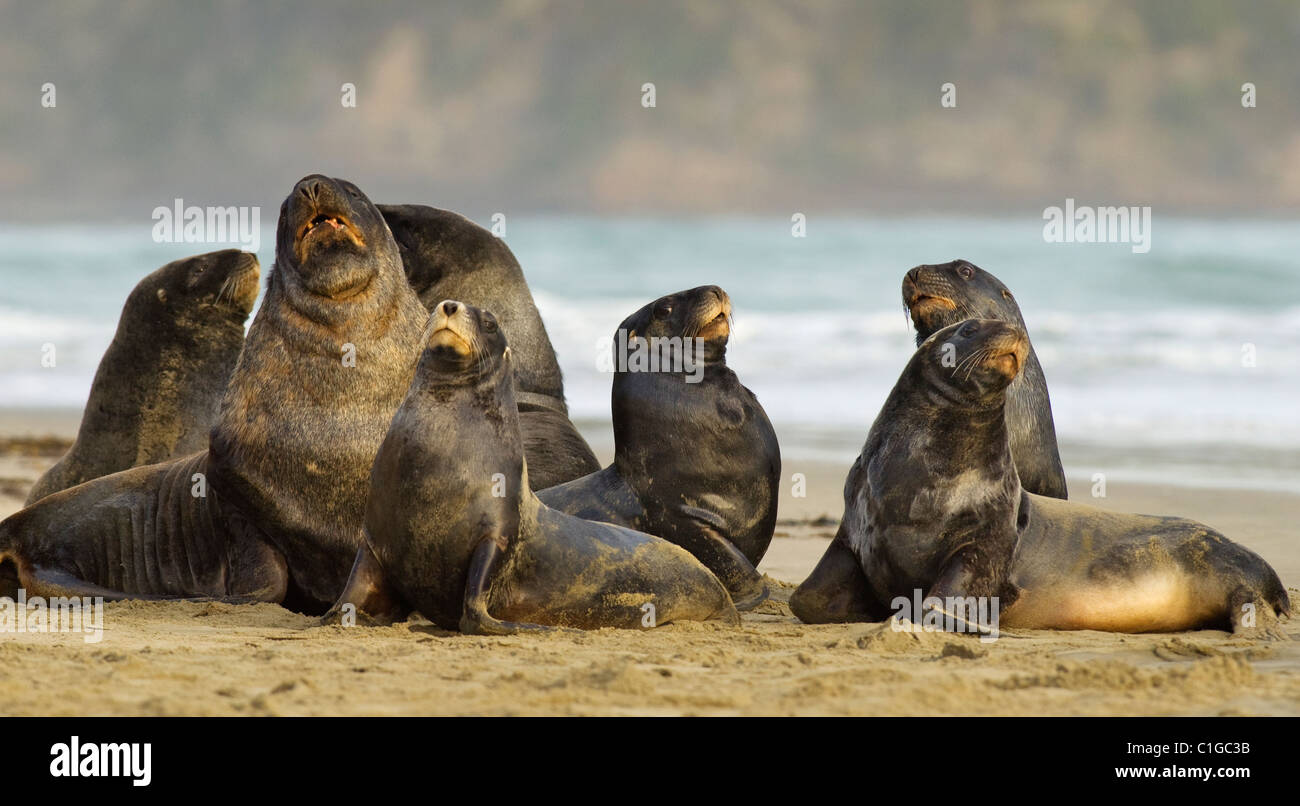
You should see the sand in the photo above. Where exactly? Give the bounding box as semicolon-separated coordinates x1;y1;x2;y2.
1;411;1297;716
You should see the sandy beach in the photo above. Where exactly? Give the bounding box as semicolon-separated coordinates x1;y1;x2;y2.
1;409;1296;717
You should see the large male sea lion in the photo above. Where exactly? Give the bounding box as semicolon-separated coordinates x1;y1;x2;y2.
790;318;1289;633
0;176;428;613
326;300;737;632
903;259;1067;499
379;204;599;489
26;250;259;504
538;286;780;610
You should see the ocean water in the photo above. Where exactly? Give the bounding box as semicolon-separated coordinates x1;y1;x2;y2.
1;216;1297;491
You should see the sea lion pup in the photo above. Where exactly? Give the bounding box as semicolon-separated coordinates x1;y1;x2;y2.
379;204;599;490
537;286;780;611
325;300;737;632
903;259;1067;499
25;250;259;504
791;319;1289;633
0;176;428;612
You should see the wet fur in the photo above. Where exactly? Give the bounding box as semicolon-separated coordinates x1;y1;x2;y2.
538;286;780;608
793;319;1290;632
2;177;427;614
380;204;599;488
905;259;1067;499
332;302;737;631
26;250;259;504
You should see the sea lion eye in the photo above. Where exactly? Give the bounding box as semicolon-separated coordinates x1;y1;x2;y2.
958;264;975;279
960;323;978;338
654;303;673;319
483;317;498;333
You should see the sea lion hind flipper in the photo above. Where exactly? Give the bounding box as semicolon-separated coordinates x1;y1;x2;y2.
790;525;886;624
321;537;412;626
459;533;562;635
673;506;768;611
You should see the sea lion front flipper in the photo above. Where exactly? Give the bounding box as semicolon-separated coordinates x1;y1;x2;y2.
675;506;768;611
12;564;173;602
923;542;1019;637
459;533;558;635
789;525;884;624
321;537;411;626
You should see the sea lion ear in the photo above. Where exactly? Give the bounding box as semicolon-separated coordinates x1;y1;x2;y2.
626;329;636;341
156;288;168;304
503;346;511;360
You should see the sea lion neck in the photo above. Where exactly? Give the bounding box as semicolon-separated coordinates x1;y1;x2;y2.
264;257;410;335
880;360;1013;470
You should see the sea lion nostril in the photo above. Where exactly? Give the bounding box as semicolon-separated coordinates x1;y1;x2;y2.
442;300;458;316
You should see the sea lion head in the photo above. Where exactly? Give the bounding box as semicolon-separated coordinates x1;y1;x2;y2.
274;175;398;303
903;259;1024;344
419;299;511;384
134;249;260;323
615;285;732;367
917;317;1029;404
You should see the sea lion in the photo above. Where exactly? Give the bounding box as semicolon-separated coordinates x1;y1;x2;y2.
903;259;1068;499
379;204;599;489
325;300;738;632
25;250;259;505
0;176;428;613
537;286;780;610
791;318;1290;633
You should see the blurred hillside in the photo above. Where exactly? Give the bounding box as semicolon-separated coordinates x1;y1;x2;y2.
1;0;1298;219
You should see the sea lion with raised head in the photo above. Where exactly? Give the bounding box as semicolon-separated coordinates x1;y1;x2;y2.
791;318;1289;634
537;286;780;610
380;204;599;490
26;250;259;504
903;259;1067;499
0;176;428;613
325;300;738;632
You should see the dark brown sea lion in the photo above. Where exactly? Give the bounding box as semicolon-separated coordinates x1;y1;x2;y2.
903;259;1068;499
25;250;259;504
0;176;428;613
326;300;737;632
379;204;599;490
791;318;1290;634
537;286;780;610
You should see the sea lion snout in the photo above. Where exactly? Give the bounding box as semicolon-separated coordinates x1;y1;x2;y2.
964;320;1028;380
426;298;475;355
902;265;959;327
276;175;396;303
423;300;507;370
691;285;732;340
285;175;367;265
205;250;262;312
